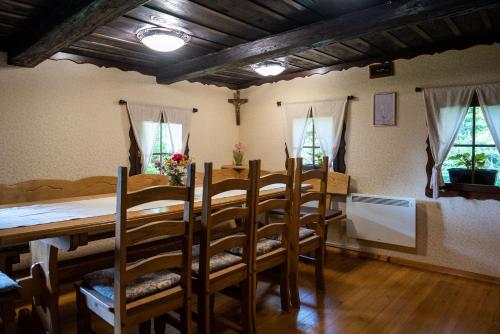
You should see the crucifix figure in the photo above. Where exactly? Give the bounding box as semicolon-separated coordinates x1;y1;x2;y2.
228;90;248;126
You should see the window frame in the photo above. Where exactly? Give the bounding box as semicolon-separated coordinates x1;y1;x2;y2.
425;95;500;200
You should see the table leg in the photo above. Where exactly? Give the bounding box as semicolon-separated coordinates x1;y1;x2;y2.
30;241;61;334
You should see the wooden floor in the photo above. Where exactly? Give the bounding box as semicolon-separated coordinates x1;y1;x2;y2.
53;249;500;334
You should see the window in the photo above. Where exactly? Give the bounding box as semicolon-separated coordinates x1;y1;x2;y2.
442;105;500;186
426;95;500;200
145;122;183;174
288;109;347;172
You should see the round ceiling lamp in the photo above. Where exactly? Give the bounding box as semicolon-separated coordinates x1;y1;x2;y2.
252;61;286;76
136;28;190;52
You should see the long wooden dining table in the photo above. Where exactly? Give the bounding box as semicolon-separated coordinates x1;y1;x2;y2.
0;185;296;334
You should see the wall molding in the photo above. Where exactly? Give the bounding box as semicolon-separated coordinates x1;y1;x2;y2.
326;242;500;286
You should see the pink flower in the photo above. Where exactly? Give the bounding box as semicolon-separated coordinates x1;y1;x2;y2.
172;153;184;163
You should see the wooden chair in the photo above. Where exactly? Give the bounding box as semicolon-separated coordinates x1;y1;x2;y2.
193;161;258;334
299;171;350;253
289;157;329;308
251;158;295;315
75;164;196;334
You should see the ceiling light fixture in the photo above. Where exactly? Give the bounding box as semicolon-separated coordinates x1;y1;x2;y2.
252;61;286;76
136;28;190;52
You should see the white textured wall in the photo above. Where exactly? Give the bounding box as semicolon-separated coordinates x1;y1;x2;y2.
0;53;238;184
239;44;500;278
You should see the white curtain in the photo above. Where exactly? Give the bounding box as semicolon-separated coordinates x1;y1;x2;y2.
476;83;500;151
281;102;310;157
311;98;348;170
127;103;162;173
161;107;193;153
423;87;475;198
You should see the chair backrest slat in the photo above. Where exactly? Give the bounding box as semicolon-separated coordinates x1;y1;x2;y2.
125;252;183;283
211;207;249;228
126;220;185;246
126;186;188;209
299;213;322;227
257;198;287;214
258;173;289;188
300;191;323;205
301;169;325;182
257;222;286;239
210;178;250;197
209;234;247;257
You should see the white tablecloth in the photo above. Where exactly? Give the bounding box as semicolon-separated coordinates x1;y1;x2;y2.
0;184;285;230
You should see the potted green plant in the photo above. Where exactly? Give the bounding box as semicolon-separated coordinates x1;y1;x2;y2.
447;152;498;185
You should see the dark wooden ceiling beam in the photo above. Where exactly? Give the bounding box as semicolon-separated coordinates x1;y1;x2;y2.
157;0;500;84
410;25;433;43
381;31;409;49
237;33;500;89
337;42;367;57
479;10;493;31
443;17;462;36
8;0;149;67
307;49;343;62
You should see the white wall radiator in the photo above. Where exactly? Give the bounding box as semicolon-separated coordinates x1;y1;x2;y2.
346;193;416;248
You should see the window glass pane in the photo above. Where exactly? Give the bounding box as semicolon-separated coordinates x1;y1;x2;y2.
454;108;473;145
160;123;183;153
475;146;500;186
303;119;314;146
476;108;496;145
442;146;473;183
302;147;314;165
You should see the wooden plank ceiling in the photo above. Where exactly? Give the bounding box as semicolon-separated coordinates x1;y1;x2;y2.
1;0;500;90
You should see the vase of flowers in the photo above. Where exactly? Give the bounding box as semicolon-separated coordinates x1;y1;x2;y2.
154;153;190;186
233;143;245;166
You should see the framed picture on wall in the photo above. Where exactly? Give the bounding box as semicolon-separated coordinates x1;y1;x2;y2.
373;92;396;126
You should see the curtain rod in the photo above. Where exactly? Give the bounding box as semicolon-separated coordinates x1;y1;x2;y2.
276;95;355;107
119;99;198;113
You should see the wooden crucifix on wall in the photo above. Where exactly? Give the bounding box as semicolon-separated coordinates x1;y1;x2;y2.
228;90;248;126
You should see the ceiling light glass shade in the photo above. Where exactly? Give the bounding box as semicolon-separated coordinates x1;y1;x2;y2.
137;28;190;52
252;62;286;76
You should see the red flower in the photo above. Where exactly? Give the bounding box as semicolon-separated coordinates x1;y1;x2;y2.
172;153;184;162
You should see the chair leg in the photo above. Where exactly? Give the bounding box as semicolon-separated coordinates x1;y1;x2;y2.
279;261;291;313
180;297;192;334
289;252;300;308
139;320;151;334
324;221;329;257
251;271;257;334
315;245;325;292
153;315;166;334
240;279;254;334
197;293;211;334
75;289;92;334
